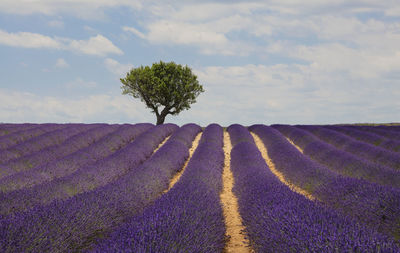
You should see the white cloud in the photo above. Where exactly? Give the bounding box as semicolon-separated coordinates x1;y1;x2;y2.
104;58;133;76
83;26;97;33
0;89;152;123
65;78;97;89
385;7;400;17
68;35;123;56
122;26;145;39
0;0;142;19
124;18;257;56
190;63;400;125
0;29;123;57
147;21;227;45
0;29;62;49
48;20;64;28
288;43;400;80
119;1;400;59
55;58;69;68
150;2;264;22
1;1;400;125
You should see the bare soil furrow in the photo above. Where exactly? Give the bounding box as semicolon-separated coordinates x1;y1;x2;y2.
285;136;304;153
251;132;315;201
221;131;251;253
163;132;202;193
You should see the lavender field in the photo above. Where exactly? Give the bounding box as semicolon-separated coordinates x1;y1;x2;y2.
0;123;399;252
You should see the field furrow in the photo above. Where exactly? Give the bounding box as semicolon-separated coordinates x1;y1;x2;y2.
325;125;400;152
273;124;400;188
0;124;38;137
92;124;225;253
349;125;400;141
250;124;400;240
0;124;200;252
1;124;118;178
0;123;399;252
163;131;201;193
252;132;315;200
298;125;400;170
228;124;398;252
0;124;176;215
0;124;67;152
0;124;99;177
220;130;251;253
0;124;151;193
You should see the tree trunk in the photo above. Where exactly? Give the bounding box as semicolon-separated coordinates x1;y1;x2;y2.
156;114;166;125
156;107;170;125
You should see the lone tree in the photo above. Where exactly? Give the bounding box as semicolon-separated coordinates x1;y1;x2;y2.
121;61;204;125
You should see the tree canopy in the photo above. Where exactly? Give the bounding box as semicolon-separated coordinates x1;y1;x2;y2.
121;61;204;125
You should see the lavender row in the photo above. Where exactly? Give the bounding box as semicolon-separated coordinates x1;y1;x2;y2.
227;123;255;145
273;124;400;188
0;124;38;137
0;124;96;166
0;124;200;252
349;125;400;141
250;125;400;240
0;123;151;193
228;124;398;252
0;124;67;150
92;124;225;253
325;125;400;153
2;124;118;176
298;125;400;170
0;123;169;215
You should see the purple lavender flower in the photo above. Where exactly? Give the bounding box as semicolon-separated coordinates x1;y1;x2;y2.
297;125;400;170
0;123;176;215
325;125;400;153
0;124;150;193
250;124;400;240
92;124;225;253
273;124;400;188
0;124;200;252
230;124;398;252
0;124;67;151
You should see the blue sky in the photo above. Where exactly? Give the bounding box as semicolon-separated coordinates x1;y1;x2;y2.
0;0;399;126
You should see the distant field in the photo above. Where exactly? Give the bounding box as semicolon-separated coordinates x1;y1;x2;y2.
0;123;399;252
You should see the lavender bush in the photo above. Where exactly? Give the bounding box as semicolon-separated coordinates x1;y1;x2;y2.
298;125;400;170
250;124;400;240
0;124;66;152
0;124;200;252
0;123;176;215
92;124;225;253
325;125;400;153
2;124;118;176
350;125;400;139
273;124;400;188
0;124;37;137
229;124;398;252
0;123;151;193
0;124;97;175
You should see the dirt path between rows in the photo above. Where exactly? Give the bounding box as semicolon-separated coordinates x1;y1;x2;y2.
251;132;315;201
153;136;171;154
221;131;252;253
285;137;304;153
163;133;202;193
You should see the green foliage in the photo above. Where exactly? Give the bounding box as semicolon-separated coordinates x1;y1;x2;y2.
121;61;204;124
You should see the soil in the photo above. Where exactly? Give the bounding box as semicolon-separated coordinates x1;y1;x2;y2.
220;131;252;253
163;133;202;193
285;137;304;153
251;132;315;201
153;136;171;154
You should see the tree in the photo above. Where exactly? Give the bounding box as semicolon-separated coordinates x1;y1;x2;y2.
120;61;204;125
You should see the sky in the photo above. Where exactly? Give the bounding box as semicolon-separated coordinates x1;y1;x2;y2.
0;0;399;126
